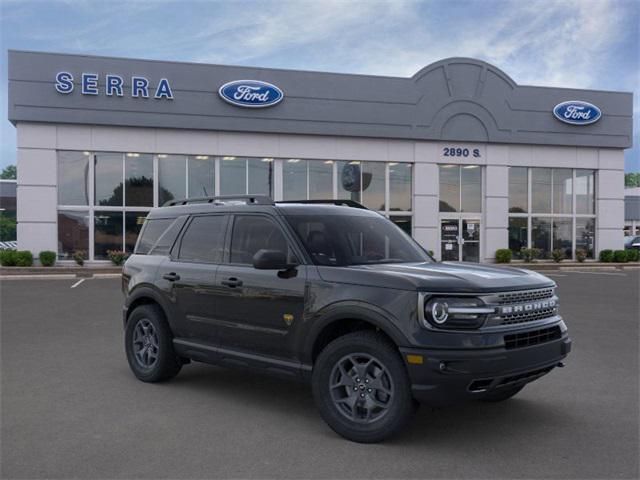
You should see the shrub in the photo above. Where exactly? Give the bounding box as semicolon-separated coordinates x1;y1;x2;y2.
626;249;639;262
14;250;34;267
39;250;57;267
551;249;565;263
73;250;87;266
613;250;628;263
495;249;512;263
599;249;614;262
107;250;128;266
520;248;533;262
0;249;18;266
575;249;587;263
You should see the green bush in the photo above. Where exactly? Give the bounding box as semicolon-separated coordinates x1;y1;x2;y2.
73;250;87;266
613;250;628;263
520;248;533;262
15;250;34;267
0;249;18;266
626;249;639;262
495;249;512;263
551;249;565;263
39;250;57;267
575;249;587;263
599;249;614;262
107;250;128;266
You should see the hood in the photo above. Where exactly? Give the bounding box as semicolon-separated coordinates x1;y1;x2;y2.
316;262;554;293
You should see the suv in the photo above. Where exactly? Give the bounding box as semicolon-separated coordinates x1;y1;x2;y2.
122;195;571;443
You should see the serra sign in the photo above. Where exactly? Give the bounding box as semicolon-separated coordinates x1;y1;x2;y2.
218;80;284;108
55;72;174;99
553;101;601;125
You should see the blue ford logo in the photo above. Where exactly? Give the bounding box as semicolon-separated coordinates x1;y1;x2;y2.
218;80;283;108
553;100;601;125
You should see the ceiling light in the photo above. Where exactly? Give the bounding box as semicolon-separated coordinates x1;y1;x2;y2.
463;165;479;169
82;151;91;156
349;161;360;165
262;158;274;162
288;159;300;163
389;162;398;166
324;160;334;164
195;155;209;160
126;153;140;157
157;154;167;159
222;156;236;161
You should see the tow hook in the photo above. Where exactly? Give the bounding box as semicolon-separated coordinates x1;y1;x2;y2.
557;362;565;368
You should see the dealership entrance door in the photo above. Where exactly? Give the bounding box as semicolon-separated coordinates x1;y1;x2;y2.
440;218;481;262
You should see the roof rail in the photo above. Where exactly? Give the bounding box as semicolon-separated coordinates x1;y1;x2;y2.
276;199;368;209
163;195;274;207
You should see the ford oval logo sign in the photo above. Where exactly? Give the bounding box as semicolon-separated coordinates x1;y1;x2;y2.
553;100;601;125
218;80;283;108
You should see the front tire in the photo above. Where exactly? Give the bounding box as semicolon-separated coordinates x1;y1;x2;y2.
125;304;182;382
312;331;415;443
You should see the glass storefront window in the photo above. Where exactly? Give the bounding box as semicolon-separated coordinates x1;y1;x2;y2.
58;210;89;259
531;217;551;259
309;160;333;200
508;217;527;258
220;156;246;195
576;169;595;214
531;168;552;213
283;159;307;200
508;167;528;213
94;211;123;259
158;155;186;205
125;212;148;252
461;165;481;213
552;217;572;258
248;158;273;195
95;153;123;206
552;169;572;214
390;216;412;236
389;163;411;211
58;151;90;205
361;162;386;211
125;153;153;206
576;218;595;258
188;156;215;198
439;165;459;212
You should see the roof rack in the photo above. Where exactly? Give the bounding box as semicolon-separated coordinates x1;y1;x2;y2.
276;199;368;209
163;195;274;207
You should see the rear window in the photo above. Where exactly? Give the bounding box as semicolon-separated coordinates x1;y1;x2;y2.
135;218;175;254
178;215;227;263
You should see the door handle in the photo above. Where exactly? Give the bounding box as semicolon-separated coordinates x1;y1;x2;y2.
162;272;180;281
221;277;243;288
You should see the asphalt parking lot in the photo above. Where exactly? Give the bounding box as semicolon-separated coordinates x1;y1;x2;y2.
1;269;639;479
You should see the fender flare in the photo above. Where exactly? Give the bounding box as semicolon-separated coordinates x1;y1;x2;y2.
125;284;173;326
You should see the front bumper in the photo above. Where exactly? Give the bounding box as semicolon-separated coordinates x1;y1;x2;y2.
400;333;571;406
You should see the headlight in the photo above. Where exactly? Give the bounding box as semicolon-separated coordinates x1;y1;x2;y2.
422;296;495;329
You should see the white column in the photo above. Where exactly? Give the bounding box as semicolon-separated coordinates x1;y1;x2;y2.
484;165;509;262
596;149;625;253
413;142;439;258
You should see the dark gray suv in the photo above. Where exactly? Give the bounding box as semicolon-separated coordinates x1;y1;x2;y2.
122;195;571;443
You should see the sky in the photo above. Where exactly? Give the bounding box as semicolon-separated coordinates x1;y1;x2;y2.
0;0;638;172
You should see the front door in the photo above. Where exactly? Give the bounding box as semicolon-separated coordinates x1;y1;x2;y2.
440;218;481;262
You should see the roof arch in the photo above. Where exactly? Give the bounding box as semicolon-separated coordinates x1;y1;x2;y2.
412;57;518;89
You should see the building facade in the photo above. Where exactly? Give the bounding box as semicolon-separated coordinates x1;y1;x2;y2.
7;51;633;262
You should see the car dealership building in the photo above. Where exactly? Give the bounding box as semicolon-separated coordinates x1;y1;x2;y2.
7;50;633;262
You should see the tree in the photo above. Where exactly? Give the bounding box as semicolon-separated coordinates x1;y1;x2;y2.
625;172;640;188
1;165;16;179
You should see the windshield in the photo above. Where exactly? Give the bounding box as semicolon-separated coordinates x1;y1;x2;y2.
285;213;432;266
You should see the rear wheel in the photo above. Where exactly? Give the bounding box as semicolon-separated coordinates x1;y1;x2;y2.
312;331;415;443
125;304;182;382
479;384;524;402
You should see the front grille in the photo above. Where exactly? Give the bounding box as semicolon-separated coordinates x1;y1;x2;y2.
496;287;557;325
504;326;561;350
497;287;554;305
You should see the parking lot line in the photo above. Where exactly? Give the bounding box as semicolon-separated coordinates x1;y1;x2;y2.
70;278;86;288
568;270;627;276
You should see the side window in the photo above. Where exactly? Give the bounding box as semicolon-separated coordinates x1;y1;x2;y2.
230;216;290;264
135;218;175;254
178;215;227;263
150;216;187;255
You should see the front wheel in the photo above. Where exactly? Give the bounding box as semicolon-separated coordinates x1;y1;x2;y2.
312;331;416;443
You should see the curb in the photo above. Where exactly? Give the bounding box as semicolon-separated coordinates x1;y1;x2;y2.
0;267;122;277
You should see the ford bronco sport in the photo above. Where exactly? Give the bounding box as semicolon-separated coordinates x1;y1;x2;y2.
122;195;571;443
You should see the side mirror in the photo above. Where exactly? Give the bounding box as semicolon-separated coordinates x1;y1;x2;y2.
252;249;291;270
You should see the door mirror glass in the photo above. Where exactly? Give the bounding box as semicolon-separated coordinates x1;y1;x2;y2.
252;249;290;270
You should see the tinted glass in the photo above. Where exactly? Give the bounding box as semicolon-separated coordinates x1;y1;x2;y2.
220;157;246;195
309;160;334;200
575;169;595;214
390;216;412;236
94;211;123;259
158;155;186;205
125;212;149;253
188;156;215;197
508;167;528;213
389;163;412;211
461;165;482;212
531;168;552;213
230;216;288;264
553;169;572;214
178;215;227;263
151;216;187;255
135;218;175;254
361;162;385;210
439;165;459;212
58;151;90;205
125;153;153;206
248;158;272;195
286;213;429;266
531;217;551;259
552;217;572;258
576;218;595;259
283;159;307;200
337;161;361;202
95;153;123;206
57;210;89;259
508;217;527;258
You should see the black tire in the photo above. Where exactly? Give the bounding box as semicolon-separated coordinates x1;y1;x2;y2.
125;304;182;382
479;384;525;402
312;331;415;443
